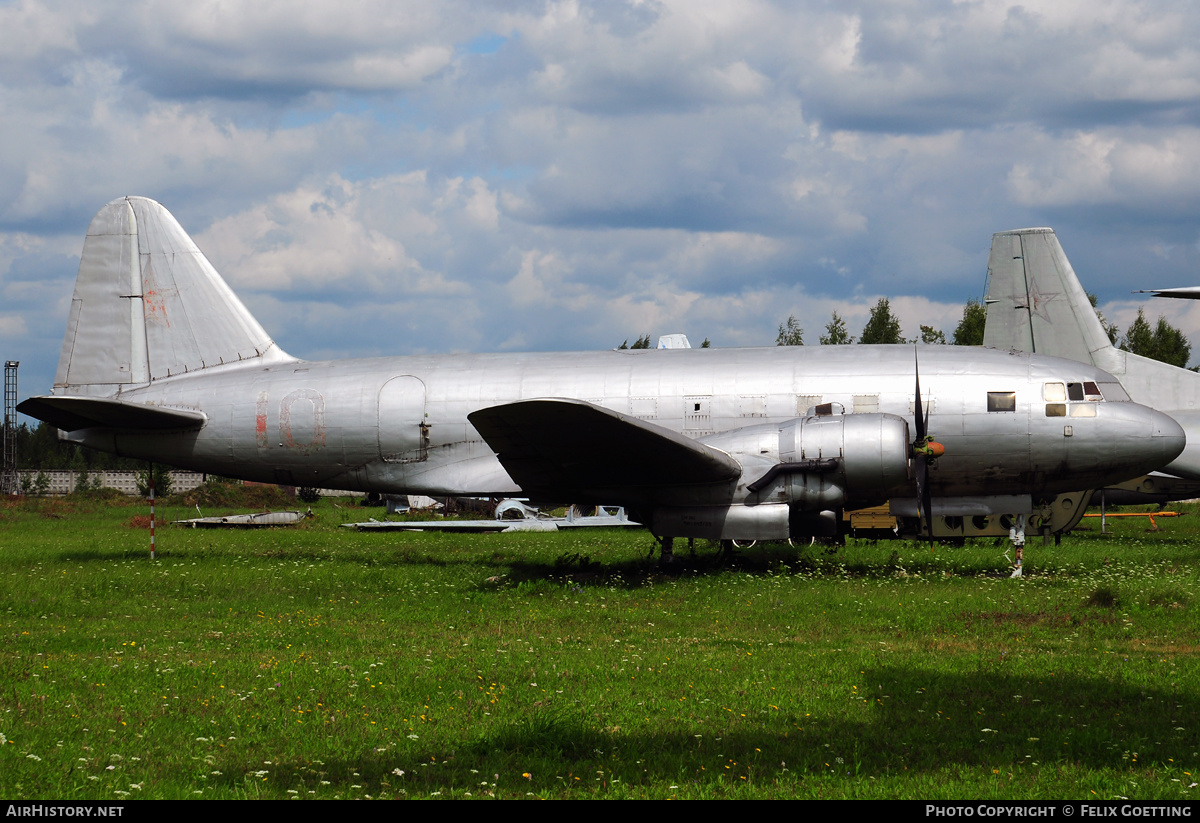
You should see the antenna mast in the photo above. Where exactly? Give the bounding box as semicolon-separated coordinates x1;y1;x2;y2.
2;361;17;495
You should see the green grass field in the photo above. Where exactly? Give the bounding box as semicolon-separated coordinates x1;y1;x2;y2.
2;492;1198;799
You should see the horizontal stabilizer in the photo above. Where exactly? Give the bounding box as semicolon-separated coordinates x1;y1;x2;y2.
468;398;740;501
17;395;207;432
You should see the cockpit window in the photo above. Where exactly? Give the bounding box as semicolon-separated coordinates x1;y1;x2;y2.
1098;381;1130;402
1045;379;1116;415
987;391;1016;413
1065;382;1104;401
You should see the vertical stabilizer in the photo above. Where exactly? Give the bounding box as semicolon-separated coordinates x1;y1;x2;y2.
54;197;289;397
982;228;1116;368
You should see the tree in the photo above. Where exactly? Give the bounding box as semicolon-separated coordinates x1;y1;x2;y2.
917;325;946;345
775;315;804;346
1119;308;1192;368
1086;292;1119;345
73;467;100;495
136;464;174;498
859;298;904;344
952;299;986;346
700;338;711;348
819;311;854;345
617;334;652;350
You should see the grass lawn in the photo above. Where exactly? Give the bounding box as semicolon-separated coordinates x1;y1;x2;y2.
1;491;1198;799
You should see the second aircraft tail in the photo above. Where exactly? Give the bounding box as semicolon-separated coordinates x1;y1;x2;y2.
981;227;1118;369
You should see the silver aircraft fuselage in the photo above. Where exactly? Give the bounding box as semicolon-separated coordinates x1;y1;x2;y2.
18;197;1186;544
64;344;1178;502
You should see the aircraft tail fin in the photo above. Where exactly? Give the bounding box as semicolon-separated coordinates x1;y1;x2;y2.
54;196;291;397
982;228;1117;369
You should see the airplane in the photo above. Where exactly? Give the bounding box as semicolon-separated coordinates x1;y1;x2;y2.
982;227;1200;489
16;197;1186;560
1133;287;1200;300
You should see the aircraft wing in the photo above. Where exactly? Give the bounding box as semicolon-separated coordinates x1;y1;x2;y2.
17;395;207;432
468;398;741;502
1134;287;1200;300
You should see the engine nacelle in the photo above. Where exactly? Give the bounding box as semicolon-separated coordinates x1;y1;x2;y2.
776;412;911;509
643;412;913;541
726;412;911;510
648;502;791;541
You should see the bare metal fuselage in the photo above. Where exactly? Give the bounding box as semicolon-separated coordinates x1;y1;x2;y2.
66;344;1179;505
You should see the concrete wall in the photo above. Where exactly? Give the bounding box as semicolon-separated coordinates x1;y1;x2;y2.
13;470;366;497
15;470;205;495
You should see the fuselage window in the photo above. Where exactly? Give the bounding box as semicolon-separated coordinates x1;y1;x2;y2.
1045;403;1066;417
987;391;1016;412
1044;382;1066;402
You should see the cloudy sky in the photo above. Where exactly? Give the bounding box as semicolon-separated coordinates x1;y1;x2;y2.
6;0;1200;401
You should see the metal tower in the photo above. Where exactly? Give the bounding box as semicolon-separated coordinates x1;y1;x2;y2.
2;361;16;495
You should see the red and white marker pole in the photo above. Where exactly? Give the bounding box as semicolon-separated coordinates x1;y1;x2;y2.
149;463;156;560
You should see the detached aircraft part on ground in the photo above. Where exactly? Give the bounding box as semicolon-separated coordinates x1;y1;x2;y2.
173;510;308;528
343;501;641;532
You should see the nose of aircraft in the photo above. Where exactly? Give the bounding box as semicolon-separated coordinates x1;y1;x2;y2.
1111;403;1186;476
1150;407;1186;466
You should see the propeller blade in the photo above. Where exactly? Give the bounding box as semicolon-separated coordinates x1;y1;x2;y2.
913;347;936;547
914;349;926;442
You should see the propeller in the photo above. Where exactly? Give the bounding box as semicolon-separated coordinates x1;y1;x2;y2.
912;350;945;545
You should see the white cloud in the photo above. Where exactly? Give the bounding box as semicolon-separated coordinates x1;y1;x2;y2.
194;174;479;298
0;314;29;338
1008;128;1200;208
9;0;1200;395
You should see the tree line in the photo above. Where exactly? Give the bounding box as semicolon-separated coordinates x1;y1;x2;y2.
619;294;1192;369
773;296;1192;369
775;298;982;347
9;421;146;472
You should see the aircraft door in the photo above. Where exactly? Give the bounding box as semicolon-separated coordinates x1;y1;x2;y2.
378;375;429;463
